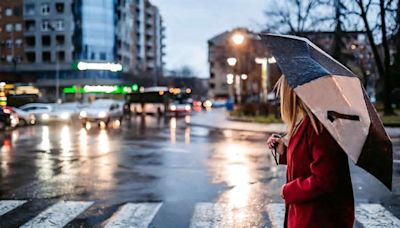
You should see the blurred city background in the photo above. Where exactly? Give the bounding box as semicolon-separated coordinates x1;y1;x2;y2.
0;0;399;227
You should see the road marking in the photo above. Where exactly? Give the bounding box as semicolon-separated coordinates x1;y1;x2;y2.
21;201;93;228
394;160;400;164
190;203;233;228
0;200;27;216
104;202;162;228
356;203;400;228
266;203;285;228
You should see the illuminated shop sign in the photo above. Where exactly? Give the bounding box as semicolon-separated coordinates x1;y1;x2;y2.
63;84;139;94
71;62;123;72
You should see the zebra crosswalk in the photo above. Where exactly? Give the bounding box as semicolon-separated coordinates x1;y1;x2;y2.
0;200;399;228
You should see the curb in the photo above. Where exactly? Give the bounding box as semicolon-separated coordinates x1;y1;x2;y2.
189;122;286;134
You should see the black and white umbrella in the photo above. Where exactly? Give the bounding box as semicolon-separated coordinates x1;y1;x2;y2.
261;33;393;190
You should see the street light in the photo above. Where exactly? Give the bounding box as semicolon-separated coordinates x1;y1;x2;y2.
227;57;237;66
241;74;248;80
232;33;245;46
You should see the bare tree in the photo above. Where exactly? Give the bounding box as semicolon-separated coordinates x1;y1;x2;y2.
265;0;329;33
344;0;398;115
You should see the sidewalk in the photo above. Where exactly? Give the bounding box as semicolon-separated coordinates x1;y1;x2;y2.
190;109;286;133
190;109;400;138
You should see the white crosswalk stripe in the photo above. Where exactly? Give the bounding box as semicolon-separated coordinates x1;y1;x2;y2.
266;203;285;228
20;201;93;228
0;200;27;216
0;200;399;227
190;203;234;228
104;202;162;228
356;203;400;228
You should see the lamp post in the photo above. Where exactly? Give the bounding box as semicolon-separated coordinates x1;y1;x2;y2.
228;31;247;104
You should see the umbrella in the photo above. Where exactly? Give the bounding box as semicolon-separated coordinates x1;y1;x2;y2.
260;33;393;190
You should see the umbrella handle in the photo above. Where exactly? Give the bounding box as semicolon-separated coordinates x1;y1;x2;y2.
327;111;360;122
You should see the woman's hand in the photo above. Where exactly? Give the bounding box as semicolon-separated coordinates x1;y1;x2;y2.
267;134;285;155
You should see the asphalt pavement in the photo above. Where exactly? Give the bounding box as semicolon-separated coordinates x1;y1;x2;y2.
0;111;399;227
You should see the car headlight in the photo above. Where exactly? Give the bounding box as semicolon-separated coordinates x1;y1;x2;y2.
185;105;191;111
98;111;107;118
41;113;49;120
61;112;70;120
170;105;176;111
80;111;87;118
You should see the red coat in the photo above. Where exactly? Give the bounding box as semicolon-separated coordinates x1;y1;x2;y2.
279;117;354;228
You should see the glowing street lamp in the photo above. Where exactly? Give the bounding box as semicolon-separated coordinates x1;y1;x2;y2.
232;33;245;45
241;74;248;80
227;57;237;66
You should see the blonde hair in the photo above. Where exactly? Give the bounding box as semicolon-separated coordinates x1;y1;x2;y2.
275;76;320;136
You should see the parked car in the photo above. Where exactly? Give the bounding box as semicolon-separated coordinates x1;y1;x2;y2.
0;106;19;130
12;107;36;126
79;99;123;127
19;103;53;123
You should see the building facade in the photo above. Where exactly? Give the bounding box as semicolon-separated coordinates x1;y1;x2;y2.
0;0;165;102
116;0;165;77
208;28;280;102
0;0;25;81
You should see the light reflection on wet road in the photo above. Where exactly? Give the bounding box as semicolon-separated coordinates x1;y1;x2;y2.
0;112;399;227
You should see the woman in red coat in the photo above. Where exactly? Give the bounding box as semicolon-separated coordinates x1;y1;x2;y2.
267;76;355;228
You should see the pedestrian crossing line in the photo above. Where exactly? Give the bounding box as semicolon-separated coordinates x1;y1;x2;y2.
20;200;93;228
356;203;400;228
266;203;285;228
190;203;234;228
104;202;162;228
0;200;27;216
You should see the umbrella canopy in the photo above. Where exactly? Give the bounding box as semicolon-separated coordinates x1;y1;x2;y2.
260;33;393;190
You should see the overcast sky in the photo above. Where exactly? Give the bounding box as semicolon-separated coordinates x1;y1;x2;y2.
151;0;267;78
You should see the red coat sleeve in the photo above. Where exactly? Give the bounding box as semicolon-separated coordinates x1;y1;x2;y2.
282;126;342;204
279;147;287;165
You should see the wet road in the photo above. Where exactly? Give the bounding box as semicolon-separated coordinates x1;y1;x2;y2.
0;112;399;227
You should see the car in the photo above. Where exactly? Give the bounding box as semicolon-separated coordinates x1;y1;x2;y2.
79;99;123;127
48;103;86;123
11;107;36;126
0;106;19;130
19;103;53;123
168;102;192;116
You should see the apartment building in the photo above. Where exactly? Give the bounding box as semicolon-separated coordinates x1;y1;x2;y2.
208;28;280;101
116;0;165;76
0;0;24;81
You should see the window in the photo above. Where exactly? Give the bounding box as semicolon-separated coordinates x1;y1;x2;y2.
15;39;23;48
6;55;13;63
25;4;35;15
26;36;35;46
42;35;51;46
5;8;12;16
15;23;22;32
25;20;36;31
100;52;106;60
42;51;51;62
6;39;13;48
26;52;36;63
55;3;64;14
15;56;22;63
5;24;13;32
210;83;215;89
56;35;64;45
54;20;64;31
41;3;50;15
41;20;50;31
57;51;65;61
